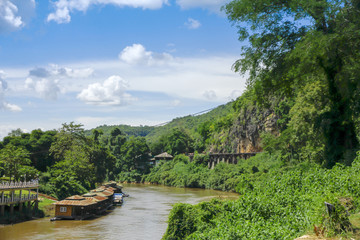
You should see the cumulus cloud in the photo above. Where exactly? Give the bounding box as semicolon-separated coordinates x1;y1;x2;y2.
77;75;135;106
119;44;173;66
25;78;61;100
0;71;22;111
0;0;35;33
26;65;94;100
47;0;169;24
185;18;201;29
203;90;217;100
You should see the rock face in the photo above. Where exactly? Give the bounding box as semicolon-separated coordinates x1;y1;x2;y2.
212;106;279;154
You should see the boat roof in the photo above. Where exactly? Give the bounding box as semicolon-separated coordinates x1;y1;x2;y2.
54;199;96;206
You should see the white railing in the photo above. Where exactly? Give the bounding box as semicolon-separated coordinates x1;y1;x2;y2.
0;194;37;204
0;180;39;189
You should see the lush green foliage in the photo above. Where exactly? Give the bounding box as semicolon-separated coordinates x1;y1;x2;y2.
223;0;360;167
1;129;56;172
0;123;152;199
150;129;194;156
163;155;360;239
145;153;281;191
0;144;38;182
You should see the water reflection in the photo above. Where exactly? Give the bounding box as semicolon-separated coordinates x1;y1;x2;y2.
0;184;238;240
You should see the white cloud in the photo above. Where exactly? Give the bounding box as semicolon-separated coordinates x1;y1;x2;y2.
69;53;245;102
47;0;169;24
0;0;35;33
119;44;173;66
185;18;201;29
77;75;136;106
26;65;94;100
203;90;217;100
0;71;22;111
119;44;152;65
25;78;61;100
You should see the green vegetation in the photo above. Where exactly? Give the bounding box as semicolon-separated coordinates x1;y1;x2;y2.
150;129;194;156
162;155;360;239
153;0;360;238
87;102;234;152
38;197;56;217
0;123;151;199
223;0;360;167
144;153;280;191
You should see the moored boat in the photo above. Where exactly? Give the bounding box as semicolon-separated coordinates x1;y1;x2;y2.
52;182;124;220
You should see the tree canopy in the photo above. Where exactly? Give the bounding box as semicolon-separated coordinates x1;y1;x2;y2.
224;0;360;167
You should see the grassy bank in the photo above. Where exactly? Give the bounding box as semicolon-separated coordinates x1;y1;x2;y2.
38;197;56;217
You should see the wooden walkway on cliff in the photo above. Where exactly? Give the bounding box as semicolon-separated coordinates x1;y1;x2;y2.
189;152;261;169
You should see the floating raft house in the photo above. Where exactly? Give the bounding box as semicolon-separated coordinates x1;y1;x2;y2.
53;182;123;220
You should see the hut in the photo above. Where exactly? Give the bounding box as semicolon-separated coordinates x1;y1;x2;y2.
150;152;173;166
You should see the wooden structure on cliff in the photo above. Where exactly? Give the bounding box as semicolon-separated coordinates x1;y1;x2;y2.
208;152;257;169
207;153;260;169
188;152;261;169
0;180;39;216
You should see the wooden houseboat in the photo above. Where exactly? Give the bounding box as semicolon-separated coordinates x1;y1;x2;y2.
53;183;123;220
54;195;97;220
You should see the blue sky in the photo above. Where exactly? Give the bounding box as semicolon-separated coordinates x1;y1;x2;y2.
0;0;247;138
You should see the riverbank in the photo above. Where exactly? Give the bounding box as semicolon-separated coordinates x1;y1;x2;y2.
161;157;360;239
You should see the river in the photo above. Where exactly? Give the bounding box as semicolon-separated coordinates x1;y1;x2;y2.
0;184;238;240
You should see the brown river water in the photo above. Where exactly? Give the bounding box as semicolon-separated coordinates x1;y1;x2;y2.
0;184;238;240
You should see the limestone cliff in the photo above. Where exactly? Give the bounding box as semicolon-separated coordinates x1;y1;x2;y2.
210;105;279;154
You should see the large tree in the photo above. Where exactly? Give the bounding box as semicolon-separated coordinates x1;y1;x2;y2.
224;0;360;167
49;122;115;189
0;144;38;181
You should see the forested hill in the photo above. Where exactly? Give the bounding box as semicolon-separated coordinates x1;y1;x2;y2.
87;102;234;144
